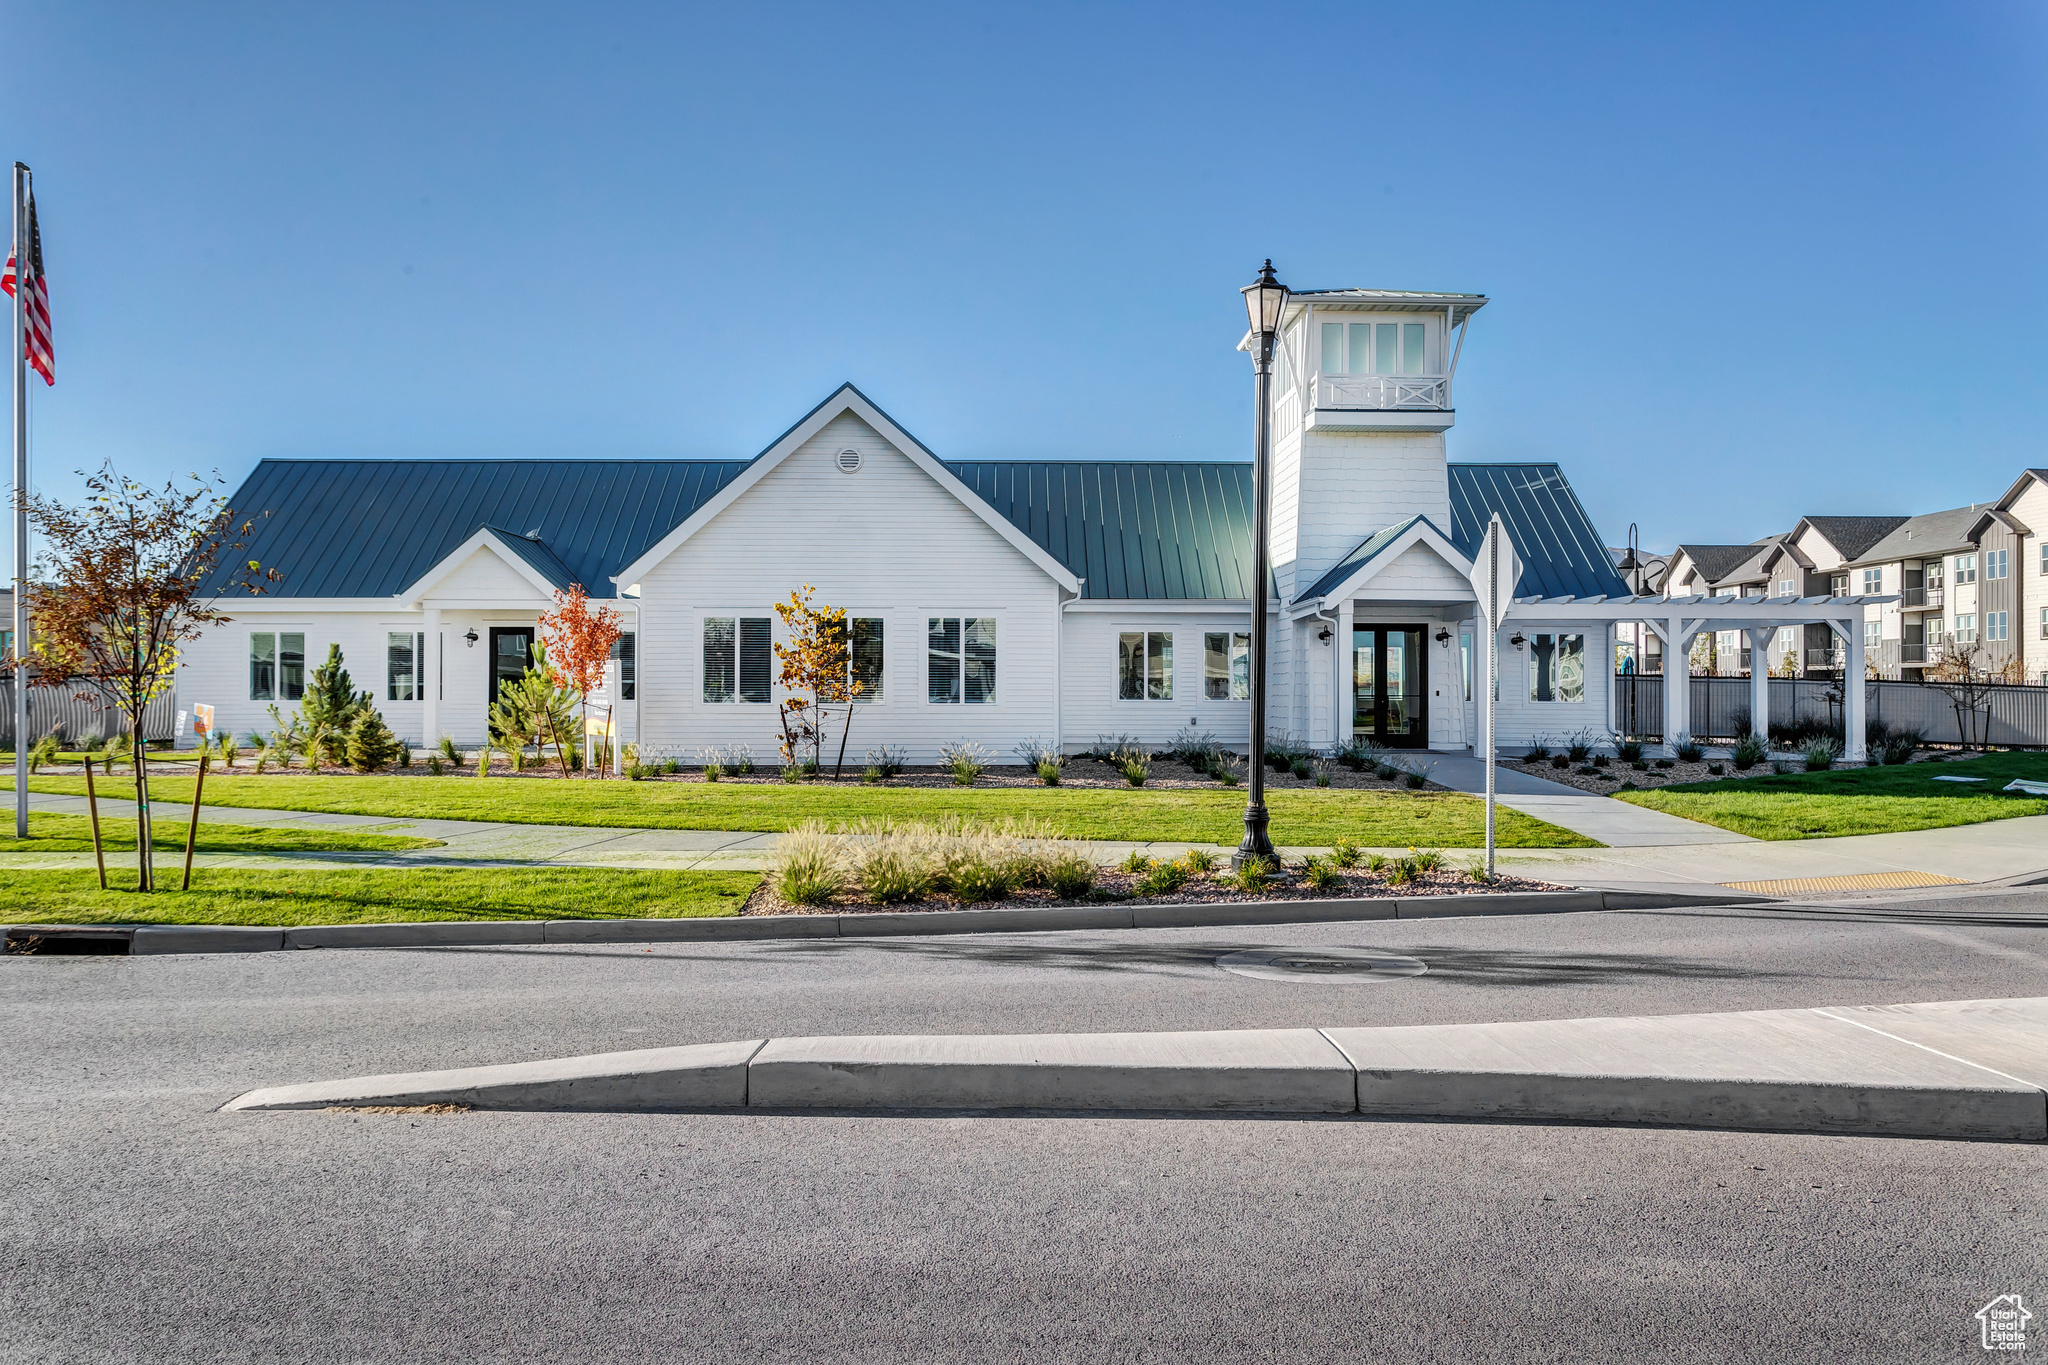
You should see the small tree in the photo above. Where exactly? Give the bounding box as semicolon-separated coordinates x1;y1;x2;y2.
298;644;371;771
488;642;578;776
773;584;860;778
346;708;402;772
1925;644;2010;751
23;465;276;888
538;584;622;775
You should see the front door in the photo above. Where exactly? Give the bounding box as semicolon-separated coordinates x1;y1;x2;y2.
1353;625;1429;749
488;628;534;704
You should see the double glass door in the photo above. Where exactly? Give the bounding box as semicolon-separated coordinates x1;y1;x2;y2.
1353;625;1428;749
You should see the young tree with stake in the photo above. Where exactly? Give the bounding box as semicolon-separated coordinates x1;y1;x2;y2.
773;584;860;778
538;584;622;776
23;466;274;889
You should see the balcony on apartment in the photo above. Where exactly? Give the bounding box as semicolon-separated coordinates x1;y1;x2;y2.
1900;585;1945;610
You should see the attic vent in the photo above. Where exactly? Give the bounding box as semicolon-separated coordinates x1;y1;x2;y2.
836;449;863;473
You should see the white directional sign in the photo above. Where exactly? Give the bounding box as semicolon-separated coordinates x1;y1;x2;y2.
1465;516;1519;879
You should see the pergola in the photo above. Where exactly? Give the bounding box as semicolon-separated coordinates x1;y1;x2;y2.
1503;592;1899;762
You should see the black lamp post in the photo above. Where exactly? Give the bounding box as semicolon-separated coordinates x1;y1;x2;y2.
1234;260;1289;869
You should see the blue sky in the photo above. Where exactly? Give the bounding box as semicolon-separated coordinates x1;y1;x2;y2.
10;1;2046;555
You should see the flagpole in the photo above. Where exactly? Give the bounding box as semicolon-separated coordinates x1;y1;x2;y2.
11;162;27;840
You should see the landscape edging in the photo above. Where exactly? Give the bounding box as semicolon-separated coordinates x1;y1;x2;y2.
7;887;1767;956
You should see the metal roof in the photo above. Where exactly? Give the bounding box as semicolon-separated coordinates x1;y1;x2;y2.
1293;515;1441;604
1286;289;1488;327
478;526;581;592
1446;464;1633;599
208;459;749;598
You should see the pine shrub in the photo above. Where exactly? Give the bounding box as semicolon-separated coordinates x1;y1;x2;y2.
345;709;402;772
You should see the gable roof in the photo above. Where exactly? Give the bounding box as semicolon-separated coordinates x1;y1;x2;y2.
394;525;584;603
1850;503;1987;564
1446;464;1631;598
1671;543;1772;584
1293;515;1459;605
1798;514;1911;561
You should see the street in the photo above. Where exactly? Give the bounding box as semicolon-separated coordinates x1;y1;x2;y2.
5;892;2047;1362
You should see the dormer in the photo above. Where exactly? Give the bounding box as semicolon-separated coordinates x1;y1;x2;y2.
1269;289;1486;434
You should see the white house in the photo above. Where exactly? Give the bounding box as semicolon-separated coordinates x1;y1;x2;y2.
180;285;1885;762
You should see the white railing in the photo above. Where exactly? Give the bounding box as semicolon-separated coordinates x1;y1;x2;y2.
1313;372;1450;411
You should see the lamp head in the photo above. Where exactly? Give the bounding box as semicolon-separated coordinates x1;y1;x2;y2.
1241;259;1289;338
465;628;479;648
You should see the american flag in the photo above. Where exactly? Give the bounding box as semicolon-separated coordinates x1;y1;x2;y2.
2;190;52;386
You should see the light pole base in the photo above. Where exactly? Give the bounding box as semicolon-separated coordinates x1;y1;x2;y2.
1232;801;1276;868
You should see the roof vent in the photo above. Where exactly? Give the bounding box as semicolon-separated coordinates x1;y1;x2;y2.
836;449;862;473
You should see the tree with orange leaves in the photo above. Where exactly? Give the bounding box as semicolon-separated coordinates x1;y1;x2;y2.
773;584;860;778
538;583;623;775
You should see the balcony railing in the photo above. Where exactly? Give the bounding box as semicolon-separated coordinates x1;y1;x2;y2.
1313;373;1450;411
1805;647;1843;671
1901;586;1944;609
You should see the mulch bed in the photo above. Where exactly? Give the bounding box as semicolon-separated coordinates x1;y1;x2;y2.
745;864;1566;917
1515;747;1962;795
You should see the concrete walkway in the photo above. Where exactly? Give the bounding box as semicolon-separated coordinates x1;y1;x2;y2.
223;994;2048;1142
1421;751;1753;847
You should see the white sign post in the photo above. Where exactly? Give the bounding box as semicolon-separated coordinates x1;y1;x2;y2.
1465;516;1520;880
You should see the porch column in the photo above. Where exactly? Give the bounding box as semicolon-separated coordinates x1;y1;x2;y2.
1334;600;1353;749
1747;628;1771;744
1843;618;1867;762
1663;614;1689;754
423;606;442;746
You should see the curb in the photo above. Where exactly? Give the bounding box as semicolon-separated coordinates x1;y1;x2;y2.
5;888;1765;956
221;996;2048;1142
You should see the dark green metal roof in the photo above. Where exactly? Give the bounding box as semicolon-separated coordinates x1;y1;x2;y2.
1446;464;1632;599
1293;514;1441;603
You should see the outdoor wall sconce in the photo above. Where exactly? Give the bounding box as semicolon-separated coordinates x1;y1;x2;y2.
1434;628;1451;644
1509;631;1526;649
465;628;479;648
1316;626;1332;641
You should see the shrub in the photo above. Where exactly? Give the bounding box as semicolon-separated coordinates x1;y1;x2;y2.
1550;753;1571;770
1134;861;1190;897
438;736;462;767
1119;849;1153;873
1463;861;1493;884
1375;763;1400;781
1330;838;1362;869
1592;754;1610;768
1632;760;1649;771
1524;737;1553;762
1409;848;1442;872
1120;755;1151;787
856;843;934;905
221;734;242;769
1168;724;1221;772
1707;762;1724;776
1730;734;1768;770
26;733;58;774
1047;852;1096;899
702;753;725;781
728;744;755;776
1403;767;1429;789
773;821;842;906
1224;854;1276;893
1565;729;1595;763
1615;738;1645;764
1364;853;1388;872
951;858;1014;903
1877;727;1922;765
1576;764;1598;776
1384;857;1416;887
940;739;994;786
1036;760;1062;786
663;758;681;775
427;755;444;776
624;763;647;781
1177;848;1218;874
779;764;802;784
1213;753;1242;786
860;765;883;784
1300;858;1342;894
1312;760;1332;788
1803;737;1841;772
865;745;906;779
1673;735;1704;763
1654;758;1674;769
346;709;402;772
1288;756;1313;780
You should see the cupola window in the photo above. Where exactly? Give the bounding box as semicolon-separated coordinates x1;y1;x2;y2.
1320;320;1428;376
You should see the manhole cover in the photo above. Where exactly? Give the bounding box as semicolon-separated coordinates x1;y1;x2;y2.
1215;948;1427;984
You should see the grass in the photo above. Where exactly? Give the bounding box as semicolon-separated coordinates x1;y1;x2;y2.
1615;750;2048;840
1;773;1597;849
0;812;442;854
0;866;758;926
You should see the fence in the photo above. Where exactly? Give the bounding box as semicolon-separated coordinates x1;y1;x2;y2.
1612;674;2048;749
0;681;179;748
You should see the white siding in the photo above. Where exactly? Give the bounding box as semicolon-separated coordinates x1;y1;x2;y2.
1360;542;1469;596
1279;431;1451;602
1057;610;1252;752
2012;478;2048;681
431;547;541;600
632;413;1062;764
1485;621;1613;752
175;611;445;748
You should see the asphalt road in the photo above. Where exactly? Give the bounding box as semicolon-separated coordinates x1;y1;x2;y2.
5;890;2047;1363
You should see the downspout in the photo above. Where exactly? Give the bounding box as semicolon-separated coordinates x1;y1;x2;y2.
1314;603;1340;751
1056;579;1084;755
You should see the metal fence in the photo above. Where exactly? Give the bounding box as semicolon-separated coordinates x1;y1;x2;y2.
0;680;179;747
1612;674;2048;748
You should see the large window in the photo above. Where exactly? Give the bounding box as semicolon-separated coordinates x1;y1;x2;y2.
1954;613;1977;644
1204;631;1250;700
1119;631;1173;700
703;617;771;703
1987;611;2008;642
387;632;425;701
1863;620;1881;648
848;618;883;701
1528;633;1585;703
1986;549;2008;580
611;632;636;701
1955;554;1977;585
1829;572;1849;595
250;632;305;702
1319;320;1428;376
928;617;996;704
1861;567;1882;594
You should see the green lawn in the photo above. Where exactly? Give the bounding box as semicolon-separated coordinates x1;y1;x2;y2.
1;772;1597;848
0;812;442;854
0;866;758;926
1615;750;2048;839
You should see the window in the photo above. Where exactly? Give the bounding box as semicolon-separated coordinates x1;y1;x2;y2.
848;618;883;701
1829;572;1848;595
1863;620;1881;648
1986;548;2008;580
1460;630;1473;700
1777;626;1797;649
611;632;636;701
1528;633;1585;703
1954;613;1976;644
1119;632;1173;700
249;632;305;702
1987;610;2008;642
387;632;425;701
1861;567;1882;594
1775;578;1796;596
1204;632;1250;700
703;617;771;703
1924;559;1944;588
1926;617;1943;641
1319;319;1429;376
0;629;11;656
928;617;995;703
2041;543;2047;575
2040;607;2047;640
1955;554;1977;585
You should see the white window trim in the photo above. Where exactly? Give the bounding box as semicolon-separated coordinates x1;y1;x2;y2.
249;626;313;704
1114;626;1178;702
1526;630;1591;705
925;611;1001;707
1201;628;1252;703
698;610;776;705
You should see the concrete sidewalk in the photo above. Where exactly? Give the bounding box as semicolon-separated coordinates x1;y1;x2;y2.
1421;751;1753;847
223;995;2048;1142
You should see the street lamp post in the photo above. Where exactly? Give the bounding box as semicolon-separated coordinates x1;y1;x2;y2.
1234;260;1288;869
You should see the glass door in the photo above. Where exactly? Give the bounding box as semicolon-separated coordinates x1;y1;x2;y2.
1353;625;1429;749
488;627;534;703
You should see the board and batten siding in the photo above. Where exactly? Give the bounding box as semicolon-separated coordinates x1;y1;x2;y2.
1057;609;1252;752
632;413;1062;764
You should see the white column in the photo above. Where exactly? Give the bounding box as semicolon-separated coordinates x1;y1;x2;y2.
423;605;442;746
1335;600;1353;749
1844;619;1867;762
1747;628;1771;744
1663;615;1689;754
